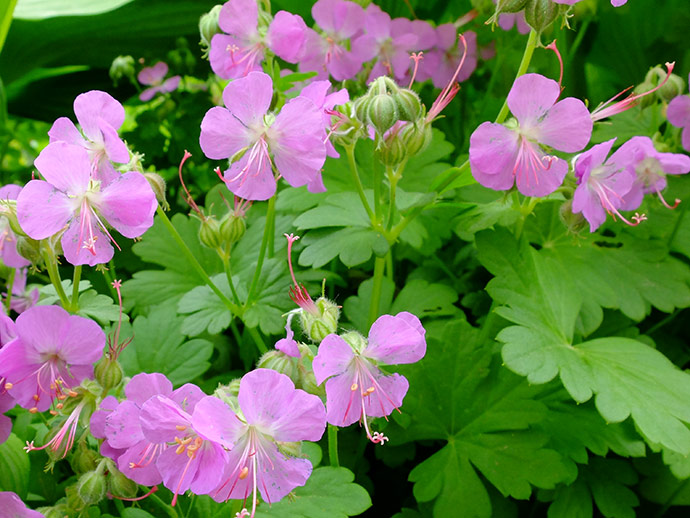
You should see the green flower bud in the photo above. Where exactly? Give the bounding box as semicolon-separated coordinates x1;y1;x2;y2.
524;0;560;33
497;0;528;13
199;5;223;58
213;379;242;415
641;66;686;104
109;55;136;87
143;172;168;210
400;121;432;157
15;236;41;264
69;441;99;474
340;330;367;354
558;199;587;234
219;212;246;246
107;464;138;499
36;505;71;518
394;88;424;123
66;485;84;511
198;216;223;250
299;297;340;343
257;350;299;383
94;358;124;393
374;132;407;167
276;440;302;457
331;101;364;148
77;469;106;505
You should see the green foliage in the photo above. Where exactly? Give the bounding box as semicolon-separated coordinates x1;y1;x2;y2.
0;434;30;497
118;304;213;386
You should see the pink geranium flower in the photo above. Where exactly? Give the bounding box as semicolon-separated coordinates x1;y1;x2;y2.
7;268;39;314
17;142;157;266
209;0;307;79
193;369;326;517
667;76;690;152
469;73;593;197
313;312;426;444
0;305;104;412
419;25;477;89
138;62;181;102
0;314;17;444
299;80;349;159
47;90;130;184
199;72;326;200
0;184;29;268
0;492;44;518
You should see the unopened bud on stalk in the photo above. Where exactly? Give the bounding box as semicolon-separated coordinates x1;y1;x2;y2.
257;350;299;383
219;212;246;245
341;331;368;354
15;236;41;264
77;468;106;505
199;5;223;58
524;0;560;33
497;0;528;13
70;441;99;474
94;358;124;393
198;216;223;250
109;55;136;87
355;76;401;136
107;463;138;499
299;296;340;343
559;199;587;234
37;505;71;518
395;88;424;123
143;172;168;210
213;379;242;414
637;66;686;105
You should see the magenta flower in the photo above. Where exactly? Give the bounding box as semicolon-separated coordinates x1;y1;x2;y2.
192;369;325;517
299;80;349;159
299;0;367;81
0;185;29;268
572;138;643;232
139;389;228;505
138;62;181;102
17;142;157;266
617;136;690;211
8;268;39;314
0;314;17;444
470;73;592;197
47;90;129;184
0;305;104;412
498;12;530;34
420;25;477;89
667;77;690;152
199;72;326;200
0;492;45;518
313;312;426;443
209;0;307;79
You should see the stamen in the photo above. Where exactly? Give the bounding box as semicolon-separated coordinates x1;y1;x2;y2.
656;188;681;210
178;150;204;218
544;40;564;92
427;33;468;122
284;233;319;314
109;485;159;501
408;52;424;88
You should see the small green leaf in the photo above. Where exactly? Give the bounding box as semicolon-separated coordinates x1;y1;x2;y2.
253;467;371;518
390;279;459;318
0;433;30;497
342;277;395;332
178;274;236;336
76;289;124;324
298;227;384;268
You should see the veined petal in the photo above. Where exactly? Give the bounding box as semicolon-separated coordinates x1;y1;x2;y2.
199;106;252;160
55;311;105;365
534;97;592;152
365;312;426;365
515;150;568;198
74;90;125;142
48;117;85;146
33;142;90;195
105;400;146;449
361;370;409;419
61;217;114;266
667;95;690;128
221;72;273;128
324;371;361;426
469;122;519;191
223;150;276;201
116;441;164;485
507;74;560;129
125;373;173;406
98;118;130;163
16;180;74;240
218;0;258;38
267;11;308;63
313;334;354;385
192;396;245;448
15;305;70;356
98;171;157;238
140;395;192;444
170;383;206;413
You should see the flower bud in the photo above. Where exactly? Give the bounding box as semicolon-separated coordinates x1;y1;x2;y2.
299;297;340;343
66;485;84;511
94;358;124;393
559;199;587;234
355;76;403;136
496;0;528;13
15;236;41;264
330;102;364;148
639;66;686;104
199;5;223;58
400;121;432;157
219;212;246;246
198;216;223;250
341;330;367;354
143;172;168;210
257;350;299;383
37;505;71;518
395;88;424;123
213;378;242;415
77;469;106;505
109;55;136;87
69;441;99;474
374;130;407;167
107;463;138;499
524;0;560;33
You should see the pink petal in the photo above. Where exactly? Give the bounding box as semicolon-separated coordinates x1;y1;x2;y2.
507;74;560;129
98;118;130;163
469;122;519;191
56;312;105;365
515;152;568;198
170;383;206;413
160;76;181;93
312;0;363;39
98;172;157;238
222;72;273;128
436;23;457;50
534;97;592;152
209;34;262;80
313;334;354;385
116;441;164;485
223;151;276;201
74;90;125;142
267;11;308;63
48;117;84;146
199;106;251;160
218;0;258;38
16;180;73;240
34;142;90;194
105;400;146;448
125;373;173;406
667;95;690;128
361;370;409;419
138;62;168;85
60;216;114;266
140;395;192;444
0;414;12;444
324;371;361;426
90;395;119;438
365;312;426;365
238;369;326;442
192;396;244;448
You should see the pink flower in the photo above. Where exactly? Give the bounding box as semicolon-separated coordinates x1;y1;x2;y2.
7;268;39;314
17;142;157;266
0;314;17;444
0;305;104;412
209;0;307;79
313;312;426;443
298;81;349;159
47;90;129;184
667;77;690;152
0;492;44;518
199;72;327;200
0;184;29;268
138;62;181;102
420;25;477;89
469;73;592;197
194;369;326;517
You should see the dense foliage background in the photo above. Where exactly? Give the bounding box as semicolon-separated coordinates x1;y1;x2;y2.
1;0;690;517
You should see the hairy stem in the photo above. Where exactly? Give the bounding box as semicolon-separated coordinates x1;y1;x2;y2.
328;424;340;467
246;195;276;305
368;256;387;328
70;265;82;312
345;143;375;223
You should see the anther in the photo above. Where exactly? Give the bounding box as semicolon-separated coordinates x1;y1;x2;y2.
239;466;249;480
351;383;358;391
175;425;187;431
29;407;38;414
4;382;12;390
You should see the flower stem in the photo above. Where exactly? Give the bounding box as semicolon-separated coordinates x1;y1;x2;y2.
246;195;276;305
494;30;538;125
373;158;383;224
222;255;241;306
344;143;375;224
4;267;14;313
70;265;81;312
247;325;268;355
328;424;340;467
42;248;70;310
368;256;387;328
156;205;238;314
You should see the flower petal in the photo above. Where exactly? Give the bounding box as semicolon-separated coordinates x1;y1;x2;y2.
534;97;592;152
140;395;192;444
507;74;560;128
223;151;276;201
199;106;252;160
138;62;168;85
105;400;146;448
74;90;125;142
218;0;258;38
469;122;519;191
222;71;273;128
667;95;690;128
48;117;84;146
267;11;308;63
365;312;426;365
362;370;409;419
192;396;244;448
16;180;73;240
124;373;173;406
312;334;354;385
98;172;157;238
61;217;114;266
33;142;90;194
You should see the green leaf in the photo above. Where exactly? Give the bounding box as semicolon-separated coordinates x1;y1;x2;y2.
342;276;395;332
298;227;385;268
453;197;519;241
123;270;201;310
390;279;459;318
253;467;371;518
120;509;156;518
293;192;371;230
397;319;570;518
0;433;30;497
177;274;236;337
13;0;134;19
75;289;123;324
119;304;213;386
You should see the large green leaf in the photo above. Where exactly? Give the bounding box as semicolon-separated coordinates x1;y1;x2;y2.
14;0;134;19
0;433;30;497
253;467;371;518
